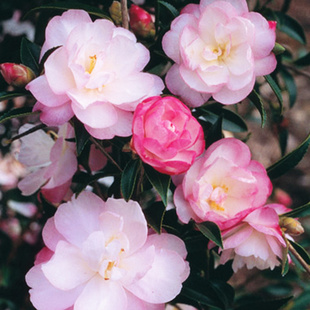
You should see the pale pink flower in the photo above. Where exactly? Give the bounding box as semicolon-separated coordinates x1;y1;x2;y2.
219;206;286;272
162;0;277;106
26;192;190;310
26;9;164;140
17;123;77;203
173;138;272;229
131;96;205;175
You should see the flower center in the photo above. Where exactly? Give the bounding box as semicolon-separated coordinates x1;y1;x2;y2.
87;55;97;74
207;185;228;212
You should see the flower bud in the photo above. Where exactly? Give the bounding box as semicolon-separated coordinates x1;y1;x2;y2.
129;4;155;40
109;1;122;26
0;63;35;88
280;216;304;236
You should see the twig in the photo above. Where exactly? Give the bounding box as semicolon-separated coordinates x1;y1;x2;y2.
89;136;122;172
9;123;46;143
287;239;310;275
121;0;129;30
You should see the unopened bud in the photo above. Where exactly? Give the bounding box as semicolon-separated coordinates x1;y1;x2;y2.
280;216;304;236
109;1;122;26
129;5;155;40
273;43;286;56
0;63;35;88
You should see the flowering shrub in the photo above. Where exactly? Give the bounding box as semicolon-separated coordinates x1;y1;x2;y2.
131;96;205;175
0;0;310;309
162;0;277;106
26;191;189;309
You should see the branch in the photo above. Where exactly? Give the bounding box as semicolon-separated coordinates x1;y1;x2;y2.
121;0;129;30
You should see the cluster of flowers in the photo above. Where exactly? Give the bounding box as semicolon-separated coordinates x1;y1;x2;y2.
0;0;302;309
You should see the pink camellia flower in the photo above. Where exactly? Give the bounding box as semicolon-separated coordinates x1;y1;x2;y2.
17;123;77;203
26;191;190;309
173;138;272;229
131;96;205;175
26;9;164;139
219;205;286;272
162;0;277;106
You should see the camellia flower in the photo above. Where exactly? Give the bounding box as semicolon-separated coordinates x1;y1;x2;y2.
162;0;277;106
17;123;77;203
173;138;272;229
26;9;164;139
219;205;287;272
131;96;205;175
26;191;190;309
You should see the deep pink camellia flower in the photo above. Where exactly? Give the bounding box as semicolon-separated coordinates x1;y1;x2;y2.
219;205;287;271
162;0;277;106
26;191;190;310
26;10;164;139
131;96;205;175
173;138;272;229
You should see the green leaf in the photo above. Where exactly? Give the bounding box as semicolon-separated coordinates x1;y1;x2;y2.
121;159;141;201
264;75;283;110
181;287;221;309
144;201;166;234
280;68;297;108
235;296;293;310
204;114;223;148
0;107;34;124
158;0;179;18
248;90;267;128
0;91;27;102
267;132;310;179
197;104;248;133
25;2;111;20
289;240;310;265
281;201;310;218
144;164;171;207
20;37;41;75
73;119;90;156
272;11;306;44
294;52;310;66
196;221;223;248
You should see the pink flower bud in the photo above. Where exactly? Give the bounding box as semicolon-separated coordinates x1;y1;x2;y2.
129;5;155;39
0;63;35;87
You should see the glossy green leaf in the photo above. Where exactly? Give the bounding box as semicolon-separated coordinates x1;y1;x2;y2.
267;132;310;179
20;37;41;75
294;52;310;66
0;91;27;102
73;119;90;156
204;114;223;148
272;11;306;44
196;221;223;248
144;201;166;234
281;201;310;218
144;164;171;207
25;2;111;20
281;68;297;108
121;159;141;201
197;105;248;133
248;90;267;128
281;0;292;12
235;296;293;310
158;0;179;18
264;75;283;110
289;240;310;265
0;107;34;124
